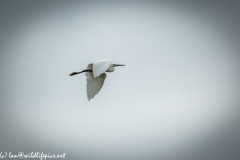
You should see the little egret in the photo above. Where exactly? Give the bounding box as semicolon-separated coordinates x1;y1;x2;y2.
70;59;125;101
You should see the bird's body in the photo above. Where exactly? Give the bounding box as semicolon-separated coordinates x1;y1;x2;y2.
70;59;125;101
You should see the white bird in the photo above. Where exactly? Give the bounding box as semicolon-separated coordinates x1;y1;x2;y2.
70;59;125;101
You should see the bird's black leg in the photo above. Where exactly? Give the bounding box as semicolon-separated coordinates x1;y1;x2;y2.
69;70;92;76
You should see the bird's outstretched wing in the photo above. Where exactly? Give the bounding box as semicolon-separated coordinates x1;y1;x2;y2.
85;72;107;101
86;63;93;70
92;59;112;78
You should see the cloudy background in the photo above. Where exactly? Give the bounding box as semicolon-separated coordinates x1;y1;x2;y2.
1;1;240;160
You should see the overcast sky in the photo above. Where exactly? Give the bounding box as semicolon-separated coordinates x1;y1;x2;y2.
1;1;240;160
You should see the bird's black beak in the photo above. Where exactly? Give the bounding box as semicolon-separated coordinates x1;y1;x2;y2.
114;64;125;67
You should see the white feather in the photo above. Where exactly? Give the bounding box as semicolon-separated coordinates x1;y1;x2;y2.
92;59;113;78
85;72;106;101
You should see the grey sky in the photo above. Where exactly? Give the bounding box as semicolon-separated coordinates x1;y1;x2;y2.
1;1;240;160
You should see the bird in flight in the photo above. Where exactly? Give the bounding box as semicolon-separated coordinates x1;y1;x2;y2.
70;59;125;101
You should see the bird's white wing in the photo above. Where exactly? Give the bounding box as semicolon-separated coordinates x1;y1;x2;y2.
86;63;93;70
92;59;112;78
85;72;107;101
